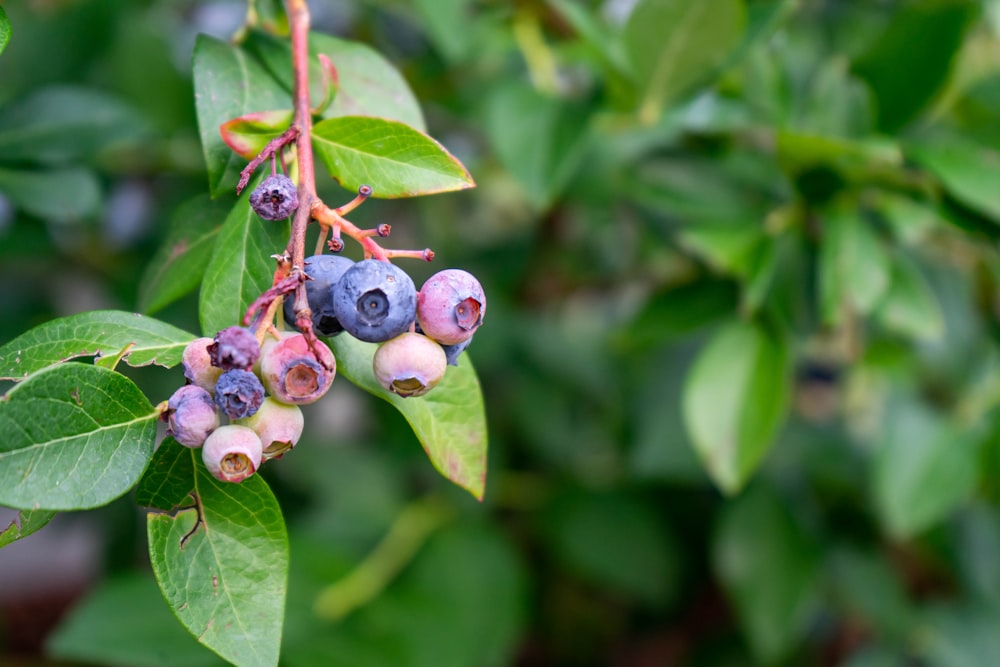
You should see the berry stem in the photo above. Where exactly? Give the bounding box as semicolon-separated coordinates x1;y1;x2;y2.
287;0;316;274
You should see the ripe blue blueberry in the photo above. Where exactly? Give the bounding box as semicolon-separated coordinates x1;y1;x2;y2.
164;385;219;448
441;336;473;366
259;332;336;405
202;425;263;483
283;254;355;336
214;369;266;419
332;259;416;343
416;269;485;345
373;332;447;398
209;326;260;371
249;174;298;221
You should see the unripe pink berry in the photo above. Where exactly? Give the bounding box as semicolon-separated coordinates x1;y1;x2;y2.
373;332;447;398
236;397;305;461
202;425;263;483
164;385;219;448
259;333;336;405
416;269;486;345
182;337;223;393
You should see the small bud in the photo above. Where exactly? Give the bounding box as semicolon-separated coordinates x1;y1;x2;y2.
373;332;447;398
182;337;223;393
164;385;219;448
249;174;298;221
214;369;266;419
209;326;260;371
202;425;263;483
236;397;305;460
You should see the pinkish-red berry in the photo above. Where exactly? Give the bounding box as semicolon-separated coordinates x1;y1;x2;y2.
416;269;485;345
259;332;336;405
182;337;223;393
236;397;305;461
373;332;447;398
202;425;263;483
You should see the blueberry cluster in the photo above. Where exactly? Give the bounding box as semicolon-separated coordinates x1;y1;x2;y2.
287;255;486;398
162;326;335;483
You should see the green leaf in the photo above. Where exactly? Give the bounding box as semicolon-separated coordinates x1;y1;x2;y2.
0;6;10;58
623;0;746;124
192;34;291;197
411;0;478;63
874;399;978;538
682;320;791;493
139;195;228;315
0;166;100;221
47;573;228;667
0;509;56;548
135;437;199;512
875;254;944;342
876;193;940;245
146;441;288;667
328;335;487;500
312;116;474;198
199;189;288;336
483;83;591;209
0;310;194;381
829;548;914;639
919;602;1000;666
218;109;294;160
616;278;739;350
909;136;1000;224
0;363;157;510
713;485;820;663
818;204;890;325
0;85;146;165
852;0;974;132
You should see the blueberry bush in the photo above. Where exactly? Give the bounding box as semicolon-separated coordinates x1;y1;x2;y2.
4;0;1000;665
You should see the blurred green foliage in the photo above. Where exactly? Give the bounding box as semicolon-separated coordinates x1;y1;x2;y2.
5;0;1000;664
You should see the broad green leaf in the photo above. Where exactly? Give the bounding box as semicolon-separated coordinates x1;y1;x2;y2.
242;31;425;130
483;83;590;209
678;224;762;276
829;548;914;639
199;189;288;336
135;437;199;512
876;192;940;245
853;0;974;132
713;485;820;663
0;363;157;510
147;441;288;667
919;603;1000;666
193;34;291;197
818;204;890;325
412;0;479;63
218;109;294;160
0;310;194;381
617;278;739;350
139;195;228;314
47;573;227;667
0;166;100;221
682;320;790;493
909;137;1000;224
0;6;10;58
312;116;474;198
0;86;146;165
776;131;902;179
0;509;56;548
328;335;487;500
624;0;746;124
875;254;944;343
874;399;978;538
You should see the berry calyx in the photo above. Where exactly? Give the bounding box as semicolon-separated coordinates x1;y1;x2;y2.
332;259;417;343
416;269;485;345
202;425;263;483
373;332;447;398
164;385;220;448
249;174;298;221
259;332;336;405
182;337;223;393
236;397;305;460
209;326;260;371
214;369;266;419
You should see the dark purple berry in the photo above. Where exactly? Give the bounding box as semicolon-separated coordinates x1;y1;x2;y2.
202;425;262;483
182;337;223;392
283;254;355;336
164;385;220;448
332;259;417;343
208;326;260;371
249;174;298;221
416;269;485;345
373;332;447;398
214;369;266;419
236;397;304;461
259;333;336;405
